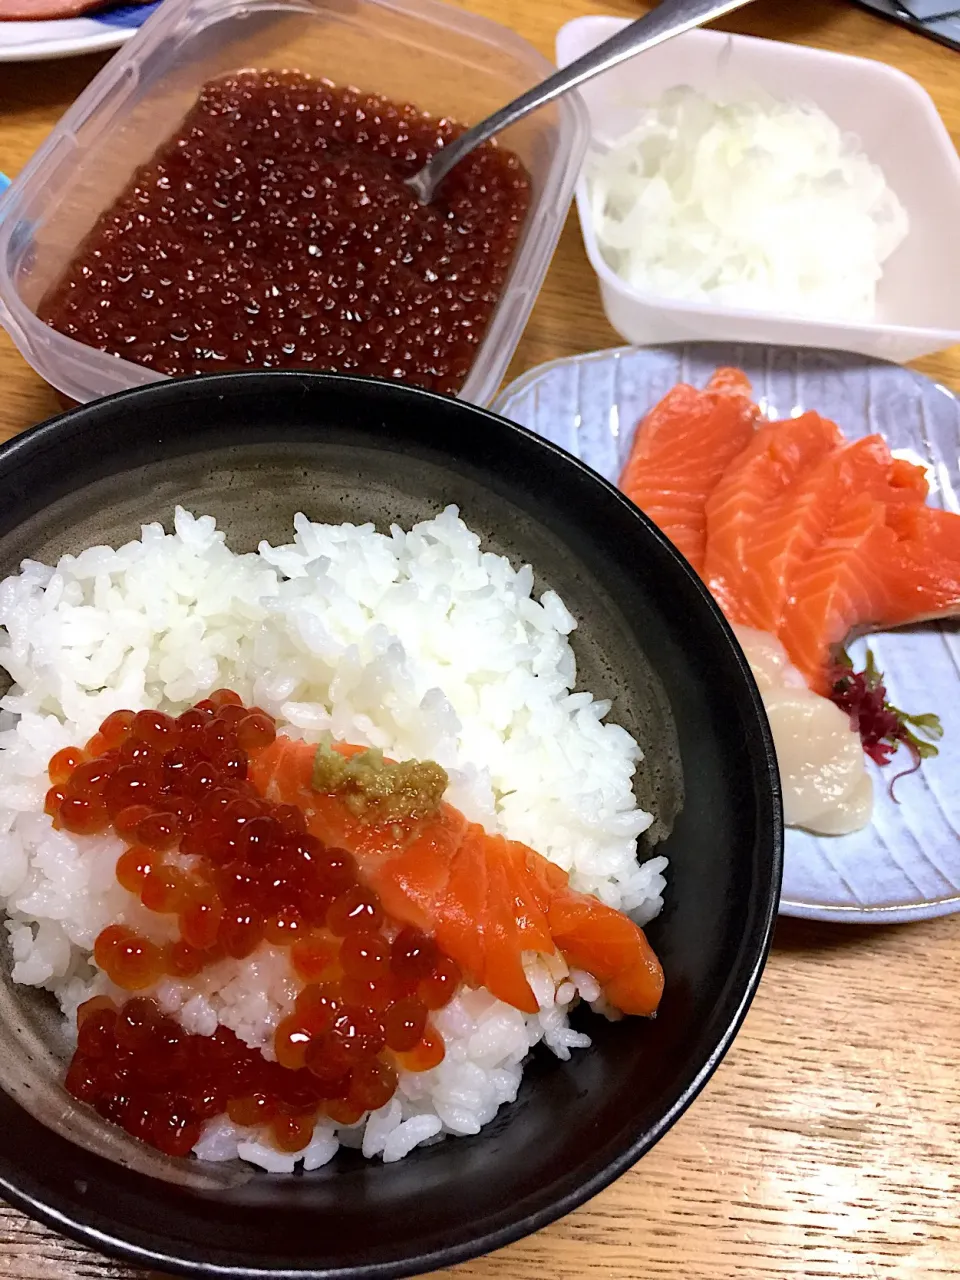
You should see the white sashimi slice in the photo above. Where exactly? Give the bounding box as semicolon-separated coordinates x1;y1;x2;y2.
762;690;869;831
733;625;808;694
803;773;874;837
733;625;872;835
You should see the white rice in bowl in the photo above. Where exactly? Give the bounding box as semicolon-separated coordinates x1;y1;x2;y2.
0;505;668;1169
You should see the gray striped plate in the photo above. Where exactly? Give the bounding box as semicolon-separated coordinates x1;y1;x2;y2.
493;344;960;923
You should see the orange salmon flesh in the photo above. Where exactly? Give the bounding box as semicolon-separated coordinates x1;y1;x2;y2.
619;371;960;691
250;737;665;1018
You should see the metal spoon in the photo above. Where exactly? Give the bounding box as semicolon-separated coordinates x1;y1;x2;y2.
407;0;754;204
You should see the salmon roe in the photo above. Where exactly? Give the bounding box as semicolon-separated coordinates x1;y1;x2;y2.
52;693;461;1157
38;71;532;397
67;994;335;1157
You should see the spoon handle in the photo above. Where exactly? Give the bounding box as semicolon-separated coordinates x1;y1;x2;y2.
410;0;753;201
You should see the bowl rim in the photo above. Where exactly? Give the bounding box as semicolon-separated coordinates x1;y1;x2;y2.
0;370;783;1279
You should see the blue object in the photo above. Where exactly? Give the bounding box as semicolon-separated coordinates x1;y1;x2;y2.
93;0;161;28
0;174;9;196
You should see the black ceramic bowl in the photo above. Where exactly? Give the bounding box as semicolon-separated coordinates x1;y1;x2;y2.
0;372;781;1278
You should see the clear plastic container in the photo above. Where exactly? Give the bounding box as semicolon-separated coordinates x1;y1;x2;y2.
557;17;960;364
0;0;589;407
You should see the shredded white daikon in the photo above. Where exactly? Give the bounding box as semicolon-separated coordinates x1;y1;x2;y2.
586;87;909;321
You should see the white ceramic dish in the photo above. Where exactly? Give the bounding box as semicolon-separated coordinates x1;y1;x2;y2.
556;18;960;365
494;343;960;924
0;0;157;62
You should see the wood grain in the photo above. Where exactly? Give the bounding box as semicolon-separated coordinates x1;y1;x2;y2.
1;2;959;1278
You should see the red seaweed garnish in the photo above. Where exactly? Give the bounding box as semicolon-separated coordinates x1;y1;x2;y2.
828;649;942;798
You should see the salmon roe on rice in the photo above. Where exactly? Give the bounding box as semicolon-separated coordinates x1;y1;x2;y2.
49;692;461;1156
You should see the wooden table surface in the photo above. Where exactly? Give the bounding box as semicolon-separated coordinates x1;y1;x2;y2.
1;1;959;1277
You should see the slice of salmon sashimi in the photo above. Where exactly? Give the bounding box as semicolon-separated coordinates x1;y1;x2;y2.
250;737;665;1019
778;498;960;693
622;367;960;692
619;368;760;574
702;411;844;628
707;424;955;690
704;427;929;637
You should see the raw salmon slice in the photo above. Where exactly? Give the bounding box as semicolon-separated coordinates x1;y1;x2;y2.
778;498;960;692
619;368;760;574
620;363;959;697
250;737;664;1017
435;823;490;991
705;428;928;633
703;412;843;627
